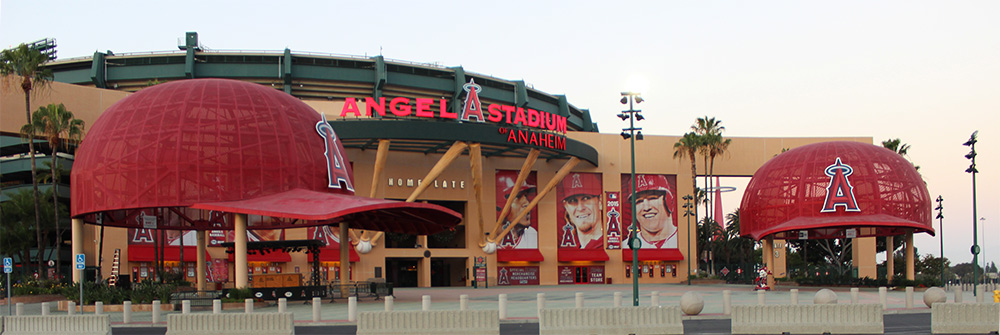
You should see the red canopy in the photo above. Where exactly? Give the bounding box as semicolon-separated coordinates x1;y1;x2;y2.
226;250;292;263
127;245;209;262
621;249;685;262
192;188;461;235
318;247;360;263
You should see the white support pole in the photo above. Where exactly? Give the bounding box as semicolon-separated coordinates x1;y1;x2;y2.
15;303;24;316
459;294;468;310
312;297;321;322
614;292;622;307
575;292;584;308
278;298;287;313
67;301;75;315
213;299;222;314
723;290;731;315
879;287;888;308
152;300;161;323
244;298;253;313
851;288;859;304
422;295;431;311
790;289;799;305
757;290;765;305
182;300;190;314
348;297;357;322
905;287;914;308
41;302;50;316
95;301;103;315
123;301;132;324
536;293;545;316
499;294;508;320
385;296;394;311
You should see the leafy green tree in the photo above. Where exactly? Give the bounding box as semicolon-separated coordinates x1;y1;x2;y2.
951;262;983;282
2;43;54;275
23;103;85;274
1;189;63;275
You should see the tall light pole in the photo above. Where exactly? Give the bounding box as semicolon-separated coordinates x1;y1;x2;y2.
980;217;986;281
682;195;694;285
963;130;978;296
618;91;643;306
935;196;944;286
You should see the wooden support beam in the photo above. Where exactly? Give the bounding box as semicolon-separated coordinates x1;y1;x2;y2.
492;156;580;244
371;141;468;244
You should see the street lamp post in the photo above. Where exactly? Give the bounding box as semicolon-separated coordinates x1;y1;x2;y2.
618;91;643;306
963;130;979;296
935;196;944;286
980;217;986;281
682;195;694;285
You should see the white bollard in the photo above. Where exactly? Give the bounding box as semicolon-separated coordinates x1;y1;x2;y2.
152;300;161;323
348;297;357;322
499;294;508;320
123;301;132;324
757;290;765;305
905;287;914;308
723;290;731;314
954;287;963;303
278;298;287;313
312;297;321;322
851;288;859;304
422;295;431;311
182;300;190;314
95;301;103;315
213;299;222;314
537;293;545;315
41;302;50;316
244;298;253;313
614;292;622;307
575;292;584;308
385;296;394;311
976;287;985;303
790;289;799;305
68;301;76;315
15;302;24;316
459;294;468;310
651;291;660;306
879;287;887;308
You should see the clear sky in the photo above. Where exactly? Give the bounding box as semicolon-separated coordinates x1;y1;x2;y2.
3;0;997;269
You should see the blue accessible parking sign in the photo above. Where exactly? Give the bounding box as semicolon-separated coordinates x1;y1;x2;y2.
3;257;11;274
75;254;86;270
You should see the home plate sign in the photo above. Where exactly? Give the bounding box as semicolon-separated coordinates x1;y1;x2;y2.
720;267;730;276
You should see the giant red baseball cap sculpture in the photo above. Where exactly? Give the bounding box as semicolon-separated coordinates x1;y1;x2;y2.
72;78;460;234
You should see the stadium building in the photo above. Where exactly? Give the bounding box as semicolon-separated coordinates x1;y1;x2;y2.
1;32;905;289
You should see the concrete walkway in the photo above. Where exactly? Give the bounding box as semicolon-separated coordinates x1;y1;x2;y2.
1;283;996;326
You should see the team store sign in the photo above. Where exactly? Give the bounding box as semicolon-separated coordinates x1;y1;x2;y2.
338;79;568;150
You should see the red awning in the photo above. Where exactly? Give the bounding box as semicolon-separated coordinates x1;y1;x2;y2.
557;249;610;262
127;245;208;262
622;249;685;262
192;188;461;235
318;248;360;263
497;249;544;262
226;250;292;263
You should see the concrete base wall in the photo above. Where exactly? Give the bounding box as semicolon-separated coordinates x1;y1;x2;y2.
731;304;883;334
165;312;293;335
931;303;1000;334
3;315;111;335
539;306;683;335
356;310;500;335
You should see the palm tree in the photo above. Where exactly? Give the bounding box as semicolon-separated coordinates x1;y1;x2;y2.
2;43;54;275
706;133;731;223
881;138;920;172
691;117;725;222
674;132;702;271
25;103;85;275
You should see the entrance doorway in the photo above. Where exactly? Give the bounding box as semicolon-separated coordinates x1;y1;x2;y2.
431;257;467;287
386;258;420;288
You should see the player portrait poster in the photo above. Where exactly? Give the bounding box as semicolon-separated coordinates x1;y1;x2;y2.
620;174;679;249
555;172;604;249
494;170;539;250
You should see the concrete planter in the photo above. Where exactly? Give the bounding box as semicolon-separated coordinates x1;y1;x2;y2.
57;300;176;312
0;294;65;304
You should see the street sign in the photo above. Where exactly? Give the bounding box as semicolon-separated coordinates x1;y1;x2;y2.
3;257;11;274
75;254;86;270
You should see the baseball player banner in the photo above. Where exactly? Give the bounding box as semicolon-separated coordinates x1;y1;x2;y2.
621;174;679;249
605;191;623;249
495;170;539;250
556;172;604;249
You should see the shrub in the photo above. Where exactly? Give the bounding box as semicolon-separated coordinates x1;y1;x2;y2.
223;288;254;302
